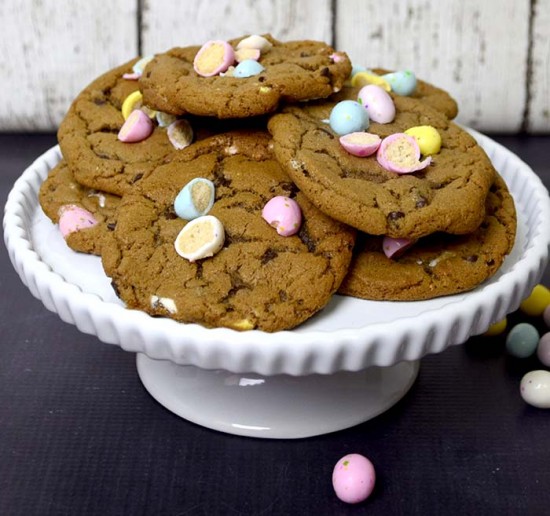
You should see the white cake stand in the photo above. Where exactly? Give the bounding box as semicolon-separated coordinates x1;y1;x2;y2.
4;131;550;438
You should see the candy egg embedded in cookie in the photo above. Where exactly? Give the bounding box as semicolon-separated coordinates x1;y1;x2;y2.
174;215;225;262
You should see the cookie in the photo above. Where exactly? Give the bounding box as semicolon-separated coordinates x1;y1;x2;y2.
338;174;516;301
139;35;351;119
101;132;356;332
38;160;120;255
268;88;496;239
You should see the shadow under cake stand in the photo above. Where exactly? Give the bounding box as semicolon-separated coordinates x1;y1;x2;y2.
4;130;550;439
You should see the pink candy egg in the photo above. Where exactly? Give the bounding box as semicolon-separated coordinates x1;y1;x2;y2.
332;453;376;504
377;133;431;174
58;205;98;238
118;109;154;143
357;85;396;124
262;196;302;236
193;40;235;77
339;132;381;157
382;236;415;259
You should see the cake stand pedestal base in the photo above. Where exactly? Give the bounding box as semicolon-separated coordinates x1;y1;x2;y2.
136;354;419;439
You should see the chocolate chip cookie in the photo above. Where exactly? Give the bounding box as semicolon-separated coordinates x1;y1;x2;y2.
101;132;356;332
338;174;516;300
139;35;351;119
268;88;496;239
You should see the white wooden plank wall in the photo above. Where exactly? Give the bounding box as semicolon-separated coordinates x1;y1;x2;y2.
0;0;548;133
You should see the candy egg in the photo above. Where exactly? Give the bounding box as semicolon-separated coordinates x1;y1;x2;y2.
58;205;98;238
156;111;178;127
536;332;550;367
339;132;381;157
329;100;369;136
235;47;261;63
262;196;302;237
377;133;431;173
505;322;540;358
404;126;442;155
174;215;225;262
483;317;507;337
233;59;265;78
332;453;376;504
132;55;154;75
174;178;216;220
520;370;550;408
167;119;194;150
193;40;235;77
350;71;391;92
382;236;414;259
121;91;156;120
357;85;395;124
118;110;154;143
382;71;417;96
520;284;550;316
236;34;273;53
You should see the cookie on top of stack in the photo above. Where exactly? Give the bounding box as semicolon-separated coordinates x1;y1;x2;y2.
39;34;516;331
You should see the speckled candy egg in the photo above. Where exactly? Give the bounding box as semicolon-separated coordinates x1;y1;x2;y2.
505;322;540;358
329;100;369;136
382;71;417;96
357;85;395;124
520;370;550;408
332;453;375;504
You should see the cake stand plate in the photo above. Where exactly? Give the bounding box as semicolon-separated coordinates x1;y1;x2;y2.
4;130;550;438
137;354;419;438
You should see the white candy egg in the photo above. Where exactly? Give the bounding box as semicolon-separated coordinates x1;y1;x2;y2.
520;370;550;408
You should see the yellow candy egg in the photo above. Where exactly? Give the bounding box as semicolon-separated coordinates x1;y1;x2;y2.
484;317;507;336
520;284;550;316
404;126;442;155
350;71;391;92
121;91;157;120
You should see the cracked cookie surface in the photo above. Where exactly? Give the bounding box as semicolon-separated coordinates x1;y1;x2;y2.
268;88;496;239
39;160;121;255
338;174;516;301
101;132;356;332
139;35;351;119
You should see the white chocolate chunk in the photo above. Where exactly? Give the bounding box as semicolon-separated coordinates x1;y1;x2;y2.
150;295;178;314
174;215;225;262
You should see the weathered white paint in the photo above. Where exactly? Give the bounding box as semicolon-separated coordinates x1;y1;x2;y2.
528;0;550;133
1;0;549;133
336;0;530;133
141;0;333;54
0;0;137;131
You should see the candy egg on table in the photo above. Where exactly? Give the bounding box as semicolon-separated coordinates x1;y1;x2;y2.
505;322;540;358
536;332;550;367
382;70;417;96
483;317;508;337
174;178;216;220
332;453;376;504
520;284;550;316
520;370;550;408
357;85;395;124
329;100;369;136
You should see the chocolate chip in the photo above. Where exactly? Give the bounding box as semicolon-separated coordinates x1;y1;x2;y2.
131;173;143;183
107;222;117;231
319;67;330;77
464;255;478;262
261;248;279;265
258;76;266;82
298;225;317;253
388;211;405;221
93;97;107;106
278;290;288;302
415;197;428;208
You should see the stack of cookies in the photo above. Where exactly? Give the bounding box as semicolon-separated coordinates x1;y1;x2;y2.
39;34;516;332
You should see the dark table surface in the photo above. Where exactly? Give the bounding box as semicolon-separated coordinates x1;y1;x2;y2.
1;133;549;516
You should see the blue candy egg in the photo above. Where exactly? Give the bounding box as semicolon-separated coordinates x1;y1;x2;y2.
233;59;265;78
505;322;540;358
174;178;216;220
382;71;417;96
329;100;369;136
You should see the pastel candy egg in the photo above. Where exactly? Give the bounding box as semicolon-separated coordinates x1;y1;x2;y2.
483;317;507;337
382;236;414;259
357;85;395;124
536;332;550;367
174;215;225;262
118;109;154;143
520;370;550;409
332;453;376;504
329;100;369;136
520;284;550;316
132;55;154;75
236;34;273;53
382;71;417;96
156;111;178;127
377;133;431;173
233;59;265;78
121;90;156;120
58;205;98;238
339;132;381;157
235;47;261;63
404;126;442;155
350;71;391;92
505;322;540;358
174;178;215;220
193;40;235;77
262;196;302;237
167;119;194;150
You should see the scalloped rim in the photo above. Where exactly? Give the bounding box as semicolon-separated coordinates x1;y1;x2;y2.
4;132;550;375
